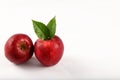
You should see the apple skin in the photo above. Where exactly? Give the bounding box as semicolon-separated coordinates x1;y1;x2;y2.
4;34;34;64
34;35;64;66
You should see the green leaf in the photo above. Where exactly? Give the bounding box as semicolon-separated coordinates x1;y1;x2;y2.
47;16;56;39
32;20;50;40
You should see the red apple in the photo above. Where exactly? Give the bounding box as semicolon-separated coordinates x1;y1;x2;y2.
4;34;33;64
34;35;64;66
32;16;64;66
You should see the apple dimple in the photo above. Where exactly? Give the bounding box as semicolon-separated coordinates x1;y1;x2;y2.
17;39;30;53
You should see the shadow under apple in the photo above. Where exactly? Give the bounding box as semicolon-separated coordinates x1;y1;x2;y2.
16;55;45;70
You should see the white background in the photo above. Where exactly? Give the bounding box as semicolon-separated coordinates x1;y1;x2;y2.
0;0;120;79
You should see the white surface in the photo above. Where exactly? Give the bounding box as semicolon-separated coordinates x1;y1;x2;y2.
0;0;120;79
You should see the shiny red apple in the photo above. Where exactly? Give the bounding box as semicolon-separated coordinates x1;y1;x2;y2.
34;35;64;66
4;34;33;64
32;16;64;66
